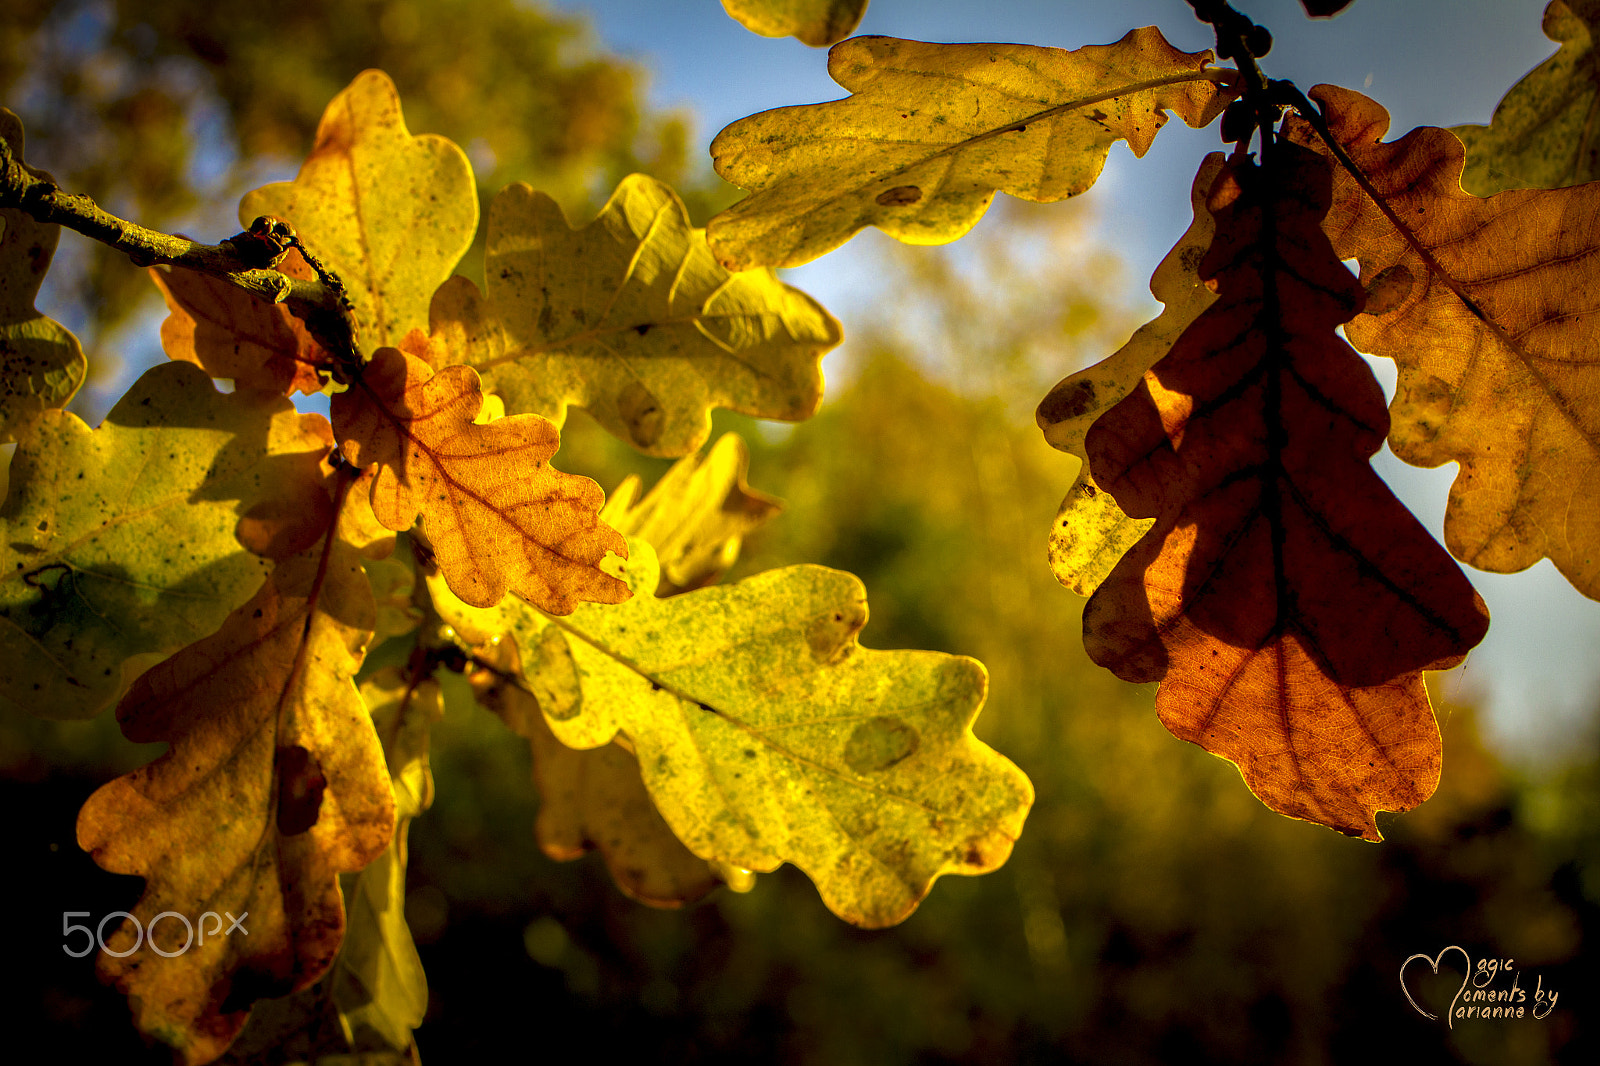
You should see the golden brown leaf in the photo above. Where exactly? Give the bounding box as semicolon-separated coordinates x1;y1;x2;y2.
151;249;332;396
1083;144;1489;840
75;544;391;1065
332;347;628;612
1286;84;1600;600
1036;153;1223;595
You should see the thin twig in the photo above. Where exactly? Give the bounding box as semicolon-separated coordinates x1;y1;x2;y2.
0;131;346;326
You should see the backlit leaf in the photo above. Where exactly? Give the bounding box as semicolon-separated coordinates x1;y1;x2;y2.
721;0;869;46
331;668;439;1054
467;639;732;908
76;543;391;1065
427;173;836;455
1287;85;1600;600
240;70;478;349
1083;144;1489;840
0;108;86;441
433;538;1033;928
150;249;332;396
332;347;628;612
601;431;781;594
1453;1;1600;194
705;28;1234;270
0;361;333;719
1036;153;1223;595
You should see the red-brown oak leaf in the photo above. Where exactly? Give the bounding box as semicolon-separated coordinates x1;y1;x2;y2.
332;347;628;612
75;544;391;1065
1083;143;1489;840
151;249;333;396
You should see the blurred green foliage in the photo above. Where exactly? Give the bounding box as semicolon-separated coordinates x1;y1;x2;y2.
2;5;1597;1064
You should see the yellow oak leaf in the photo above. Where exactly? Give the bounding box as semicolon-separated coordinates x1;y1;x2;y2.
1036;153;1223;595
0;108;86;441
1;361;333;719
721;0;869;46
240;70;478;349
329;667;439;1054
601;431;781;594
428;173;837;455
467;638;737;908
432;538;1033;929
1287;84;1600;600
76;543;392;1066
705;28;1234;270
332;347;628;612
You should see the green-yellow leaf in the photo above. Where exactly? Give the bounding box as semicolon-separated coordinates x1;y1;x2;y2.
601;431;781;594
1035;153;1223;595
0;361;333;719
425;173;837;456
431;539;1033;929
332;667;439;1054
721;0;869;47
240;69;478;350
705;28;1234;270
467;639;738;908
1453;1;1600;194
0;108;86;442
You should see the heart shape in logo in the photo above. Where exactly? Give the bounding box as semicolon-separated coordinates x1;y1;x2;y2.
1400;945;1470;1027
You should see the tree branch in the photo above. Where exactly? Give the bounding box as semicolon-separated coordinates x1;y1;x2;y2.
0;131;349;333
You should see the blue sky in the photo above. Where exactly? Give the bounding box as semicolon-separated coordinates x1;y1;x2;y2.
548;0;1600;758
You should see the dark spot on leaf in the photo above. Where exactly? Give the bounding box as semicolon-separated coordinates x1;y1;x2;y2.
1038;378;1097;422
617;380;664;449
275;744;326;836
843;716;920;773
1362;264;1415;316
806;601;865;661
875;185;922;207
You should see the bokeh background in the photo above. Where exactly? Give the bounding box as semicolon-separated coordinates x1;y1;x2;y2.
2;1;1596;1063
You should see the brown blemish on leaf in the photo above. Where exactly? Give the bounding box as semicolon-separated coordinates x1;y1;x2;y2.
617;379;665;450
875;185;923;207
806;601;866;661
275;743;328;836
843;716;920;773
1361;264;1415;316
